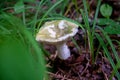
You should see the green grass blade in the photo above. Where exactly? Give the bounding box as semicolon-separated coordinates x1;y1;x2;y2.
37;0;64;30
71;38;82;54
80;8;94;63
95;33;120;80
0;13;47;80
98;27;120;64
33;0;47;34
92;0;101;33
37;17;83;29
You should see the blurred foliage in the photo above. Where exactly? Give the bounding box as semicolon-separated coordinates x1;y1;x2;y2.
97;18;120;34
100;4;113;18
0;0;35;10
14;1;25;13
0;13;46;80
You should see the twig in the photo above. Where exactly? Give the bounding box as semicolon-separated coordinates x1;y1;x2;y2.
47;72;72;80
81;61;89;75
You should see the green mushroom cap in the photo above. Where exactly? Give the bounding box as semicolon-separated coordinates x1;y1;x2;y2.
36;20;78;44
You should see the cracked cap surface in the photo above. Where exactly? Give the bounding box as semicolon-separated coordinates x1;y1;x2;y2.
36;20;78;44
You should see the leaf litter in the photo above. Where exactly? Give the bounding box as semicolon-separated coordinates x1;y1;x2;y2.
45;28;118;80
44;0;120;79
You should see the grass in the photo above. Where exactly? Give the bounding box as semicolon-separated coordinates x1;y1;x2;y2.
80;0;120;79
95;29;120;80
80;0;101;64
0;0;120;80
0;13;46;80
0;0;71;80
36;0;64;31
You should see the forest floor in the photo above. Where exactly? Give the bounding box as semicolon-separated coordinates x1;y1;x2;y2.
45;0;120;80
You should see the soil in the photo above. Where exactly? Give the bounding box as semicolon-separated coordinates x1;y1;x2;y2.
45;28;118;80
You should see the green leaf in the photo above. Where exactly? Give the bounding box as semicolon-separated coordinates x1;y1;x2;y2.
97;18;120;34
14;1;24;13
23;0;35;2
104;25;120;34
0;36;38;80
0;13;47;80
95;33;120;79
97;18;114;26
100;4;113;18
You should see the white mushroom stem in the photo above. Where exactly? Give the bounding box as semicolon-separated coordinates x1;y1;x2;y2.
56;42;70;60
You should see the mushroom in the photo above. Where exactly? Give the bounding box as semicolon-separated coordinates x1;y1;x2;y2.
36;20;78;60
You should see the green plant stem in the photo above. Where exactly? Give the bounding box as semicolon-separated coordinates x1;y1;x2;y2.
81;0;101;64
72;0;80;13
71;38;82;54
82;0;94;64
37;0;64;30
33;0;46;35
94;44;101;62
92;0;101;35
22;9;26;25
96;33;120;80
96;26;120;80
80;8;94;63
